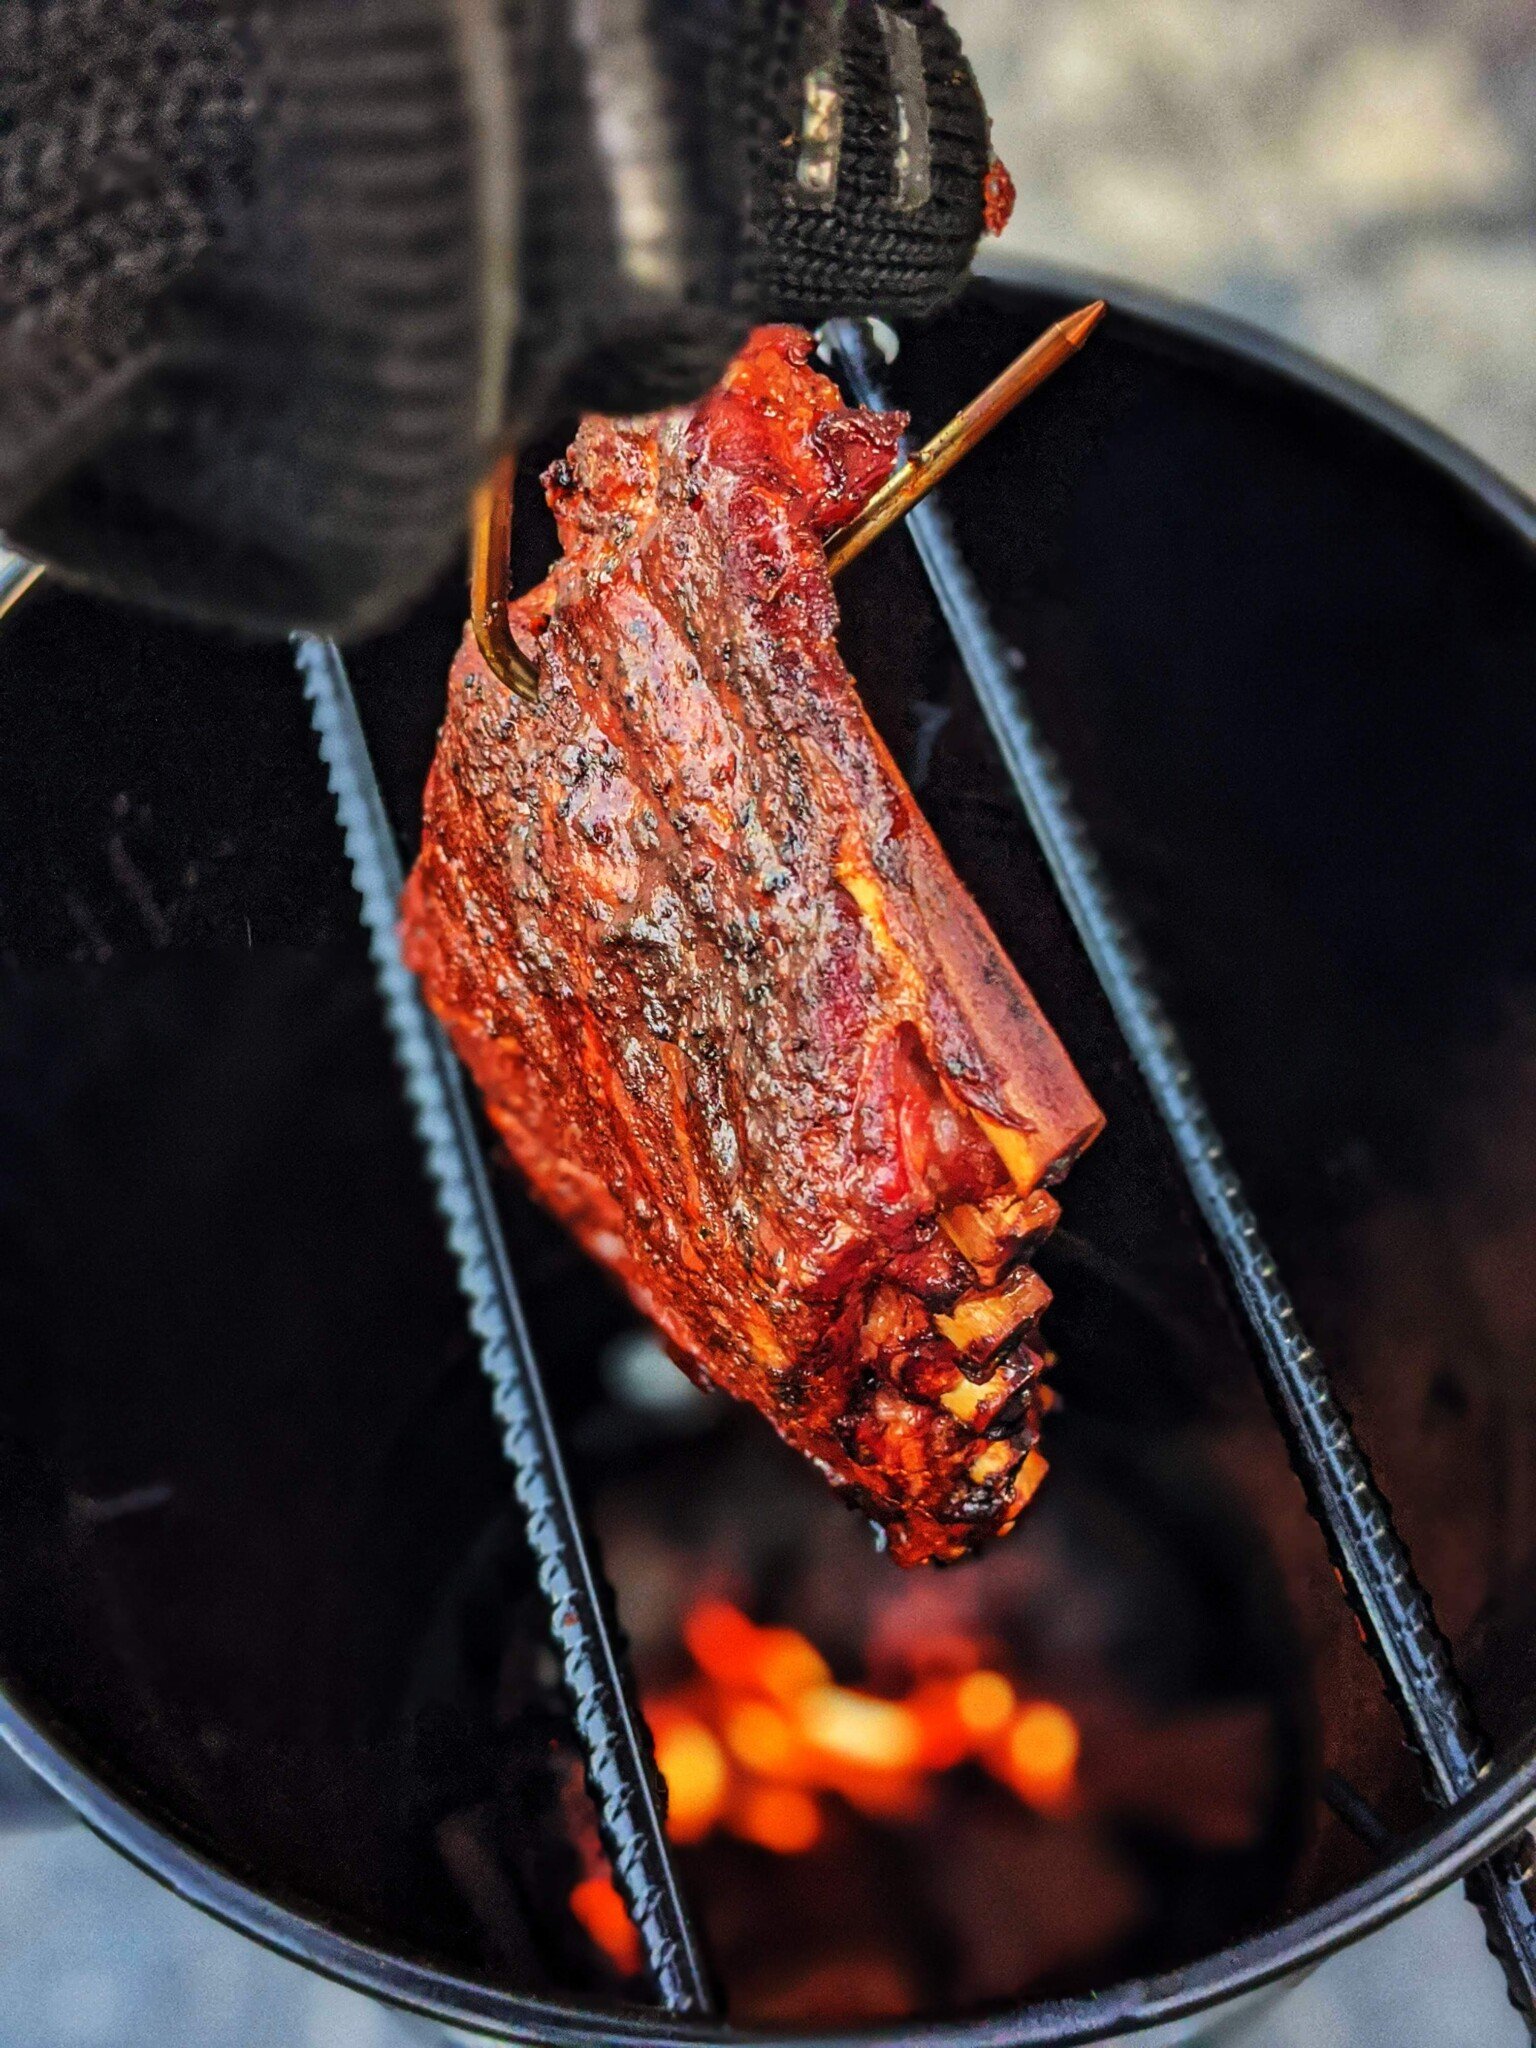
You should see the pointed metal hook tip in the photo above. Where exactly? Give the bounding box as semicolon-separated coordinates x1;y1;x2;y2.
1059;298;1108;349
823;301;1108;577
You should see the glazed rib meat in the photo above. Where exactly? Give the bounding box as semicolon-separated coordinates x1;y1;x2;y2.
401;327;1103;1564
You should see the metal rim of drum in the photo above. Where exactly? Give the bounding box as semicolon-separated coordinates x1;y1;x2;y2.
2;255;1535;2045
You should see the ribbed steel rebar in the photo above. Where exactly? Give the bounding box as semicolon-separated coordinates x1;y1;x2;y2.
298;634;713;2016
826;317;1536;2034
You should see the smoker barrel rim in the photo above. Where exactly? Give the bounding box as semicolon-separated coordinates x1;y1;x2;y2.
2;261;1535;2040
2;1682;1534;2046
978;252;1536;543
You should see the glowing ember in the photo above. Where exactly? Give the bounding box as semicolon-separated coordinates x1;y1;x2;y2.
956;1669;1015;1735
799;1687;922;1772
641;1599;1081;1856
999;1701;1081;1813
736;1784;823;1855
569;1874;642;1977
685;1598;831;1699
651;1714;728;1843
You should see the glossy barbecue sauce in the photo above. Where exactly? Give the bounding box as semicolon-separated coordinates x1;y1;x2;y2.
981;155;1017;240
401;328;1101;1564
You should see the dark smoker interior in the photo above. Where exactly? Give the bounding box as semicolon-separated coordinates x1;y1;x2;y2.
0;282;1532;2025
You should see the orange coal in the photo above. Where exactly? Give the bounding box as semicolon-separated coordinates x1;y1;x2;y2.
641;1599;1081;1856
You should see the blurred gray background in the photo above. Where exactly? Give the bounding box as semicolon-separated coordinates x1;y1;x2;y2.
953;0;1536;493
2;3;1532;2044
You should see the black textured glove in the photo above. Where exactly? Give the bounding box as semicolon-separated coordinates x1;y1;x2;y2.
0;0;996;637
